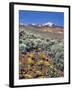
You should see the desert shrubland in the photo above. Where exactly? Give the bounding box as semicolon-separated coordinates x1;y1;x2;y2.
19;29;64;79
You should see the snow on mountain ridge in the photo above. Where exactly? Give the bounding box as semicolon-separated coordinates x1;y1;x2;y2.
20;22;58;27
30;22;56;27
43;22;56;27
31;23;36;26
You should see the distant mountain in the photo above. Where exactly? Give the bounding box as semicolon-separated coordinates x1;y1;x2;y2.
20;22;63;29
19;22;64;35
42;22;56;27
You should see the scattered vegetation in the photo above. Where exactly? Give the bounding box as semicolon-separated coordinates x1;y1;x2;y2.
19;29;64;79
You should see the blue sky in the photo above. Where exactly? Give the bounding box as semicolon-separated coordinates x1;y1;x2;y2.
19;10;64;27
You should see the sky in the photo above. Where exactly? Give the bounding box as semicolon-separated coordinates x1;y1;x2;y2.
19;10;64;27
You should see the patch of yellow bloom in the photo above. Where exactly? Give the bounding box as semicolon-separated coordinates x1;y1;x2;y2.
24;74;32;79
28;53;34;58
27;58;33;64
36;71;43;75
39;53;46;59
44;61;50;66
36;60;44;65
